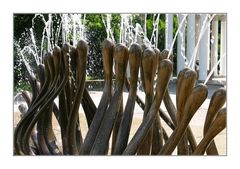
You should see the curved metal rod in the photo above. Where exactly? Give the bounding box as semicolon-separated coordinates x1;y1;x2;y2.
203;88;226;155
90;43;129;155
113;43;142;155
151;111;163;154
23;50;60;154
33;62;53;155
58;43;72;154
14;73;47;154
124;78;175;130
138;47;155;155
161;50;197;153
33;48;61;155
80;39;114;155
36;58;55;155
111;96;123;154
151;47;163;154
21;47;69;155
67;40;88;155
37;47;62;155
176;68;197;155
82;87;97;126
159;84;208;155
14;54;52;154
193;108;226;155
123;59;173;155
18;103;39;155
15;53;53;154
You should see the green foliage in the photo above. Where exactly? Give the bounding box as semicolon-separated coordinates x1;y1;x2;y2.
144;14;167;50
158;15;166;50
14;81;31;93
85;14;104;29
132;14;144;26
146;14;153;41
14;14;34;41
85;14;106;79
14;13;180;91
111;14;121;42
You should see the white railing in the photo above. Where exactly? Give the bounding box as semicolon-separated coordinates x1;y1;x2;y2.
165;14;226;81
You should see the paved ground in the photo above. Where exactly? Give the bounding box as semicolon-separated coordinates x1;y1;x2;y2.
13;82;226;155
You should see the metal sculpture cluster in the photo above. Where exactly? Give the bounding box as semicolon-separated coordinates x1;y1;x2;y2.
14;39;226;155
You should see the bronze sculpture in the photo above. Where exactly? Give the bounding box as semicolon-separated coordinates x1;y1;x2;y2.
114;43;142;155
14;39;226;155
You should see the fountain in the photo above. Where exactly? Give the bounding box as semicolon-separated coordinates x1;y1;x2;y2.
14;14;226;155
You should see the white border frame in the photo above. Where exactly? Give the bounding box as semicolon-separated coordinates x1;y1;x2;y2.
1;0;239;169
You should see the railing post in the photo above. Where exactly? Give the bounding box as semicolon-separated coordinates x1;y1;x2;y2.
187;14;195;63
199;14;210;81
165;14;173;50
220;15;226;76
211;16;219;76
